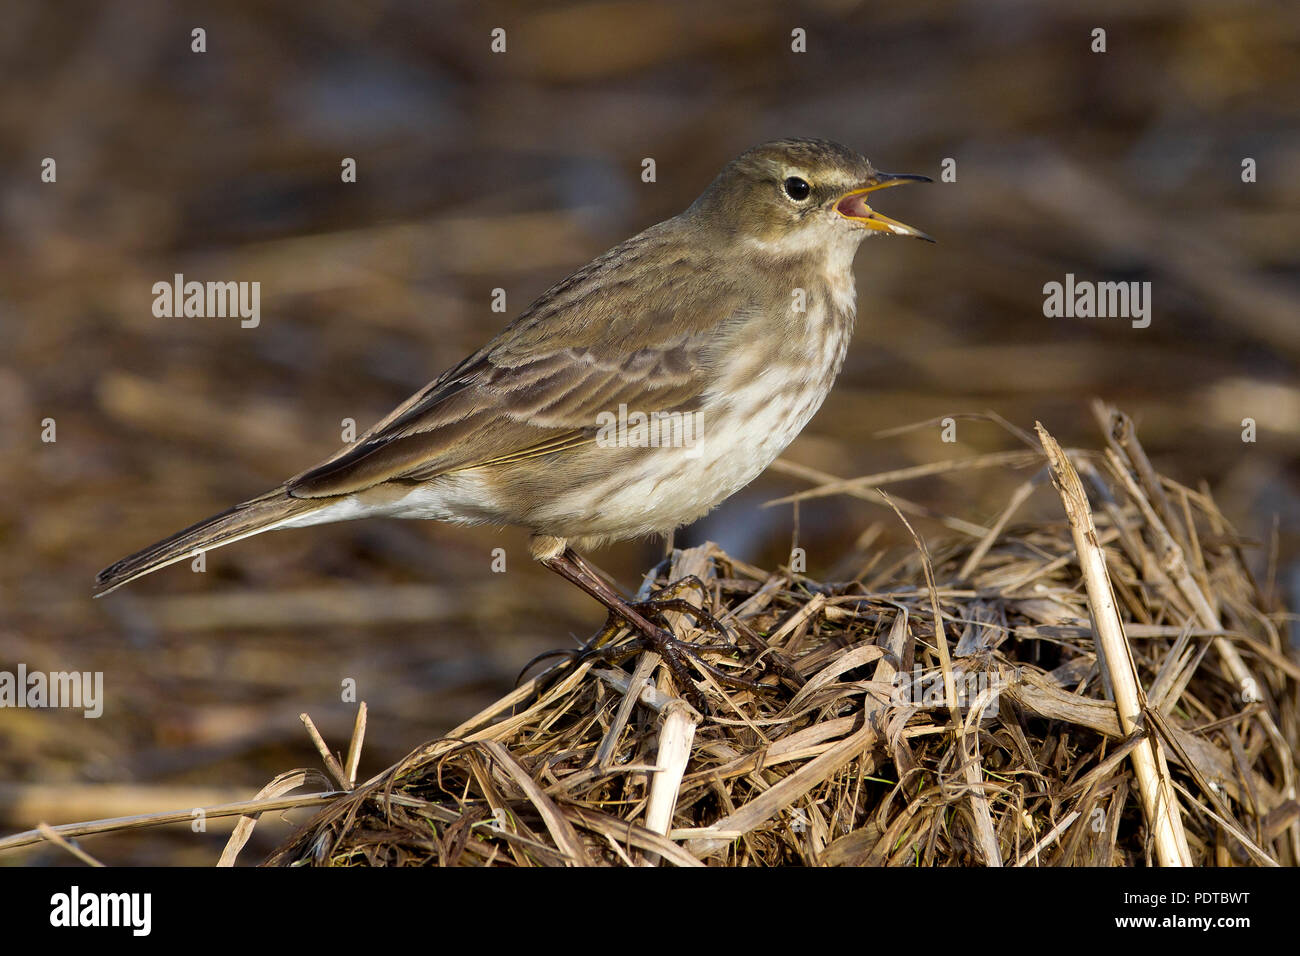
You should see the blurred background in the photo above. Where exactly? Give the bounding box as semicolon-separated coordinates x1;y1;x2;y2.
1;0;1296;864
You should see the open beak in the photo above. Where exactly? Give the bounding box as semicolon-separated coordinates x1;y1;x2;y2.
835;172;933;242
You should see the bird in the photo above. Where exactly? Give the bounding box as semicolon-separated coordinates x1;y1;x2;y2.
96;138;930;695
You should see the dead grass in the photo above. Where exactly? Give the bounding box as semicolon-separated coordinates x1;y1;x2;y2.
251;404;1299;867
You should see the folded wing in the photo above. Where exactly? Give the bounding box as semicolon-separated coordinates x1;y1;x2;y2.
288;224;750;499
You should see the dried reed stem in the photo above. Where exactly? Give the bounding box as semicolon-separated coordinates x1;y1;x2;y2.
1037;423;1192;866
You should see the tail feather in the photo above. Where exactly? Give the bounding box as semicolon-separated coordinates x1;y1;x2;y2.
94;492;323;596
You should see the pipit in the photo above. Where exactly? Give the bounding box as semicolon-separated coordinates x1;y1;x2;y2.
97;138;930;699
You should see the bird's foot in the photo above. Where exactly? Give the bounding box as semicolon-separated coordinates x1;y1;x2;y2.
522;615;770;714
630;575;735;644
540;547;771;712
602;615;772;705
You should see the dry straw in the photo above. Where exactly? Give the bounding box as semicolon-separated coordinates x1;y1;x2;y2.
3;407;1295;866
261;406;1295;866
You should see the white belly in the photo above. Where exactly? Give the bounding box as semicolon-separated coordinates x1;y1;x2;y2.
529;298;855;540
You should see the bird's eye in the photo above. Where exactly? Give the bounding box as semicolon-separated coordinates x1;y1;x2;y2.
783;177;811;201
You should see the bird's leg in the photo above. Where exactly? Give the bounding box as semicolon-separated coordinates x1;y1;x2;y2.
569;552;774;694
543;548;771;700
565;556;734;649
541;547;708;708
605;565;760;682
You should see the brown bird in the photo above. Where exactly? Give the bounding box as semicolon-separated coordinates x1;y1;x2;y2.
96;138;930;693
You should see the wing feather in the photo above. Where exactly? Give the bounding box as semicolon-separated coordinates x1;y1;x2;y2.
288;221;749;500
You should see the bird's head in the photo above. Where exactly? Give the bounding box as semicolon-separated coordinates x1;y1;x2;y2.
688;138;932;250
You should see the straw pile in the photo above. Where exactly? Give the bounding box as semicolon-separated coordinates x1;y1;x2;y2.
265;405;1298;866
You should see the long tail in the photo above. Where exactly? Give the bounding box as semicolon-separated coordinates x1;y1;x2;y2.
94;491;325;596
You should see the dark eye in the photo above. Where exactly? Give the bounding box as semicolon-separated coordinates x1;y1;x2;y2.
783;176;811;201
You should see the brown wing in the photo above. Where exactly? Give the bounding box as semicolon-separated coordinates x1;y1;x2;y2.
287;219;751;499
